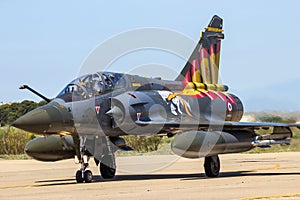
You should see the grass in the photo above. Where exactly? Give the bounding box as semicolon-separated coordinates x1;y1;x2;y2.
0;154;31;160
0;126;35;156
116;136;174;156
116;142;174;157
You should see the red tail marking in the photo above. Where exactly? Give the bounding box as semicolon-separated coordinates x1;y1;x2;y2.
182;68;191;86
200;48;209;60
226;95;237;104
209;44;215;55
216;42;221;54
215;92;227;102
204;91;218;100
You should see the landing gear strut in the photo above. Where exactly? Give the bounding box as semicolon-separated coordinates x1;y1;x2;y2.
204;155;220;177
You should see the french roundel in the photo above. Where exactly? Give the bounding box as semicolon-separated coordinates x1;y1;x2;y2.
227;102;233;112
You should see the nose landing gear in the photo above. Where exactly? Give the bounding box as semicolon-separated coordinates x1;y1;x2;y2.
75;155;93;183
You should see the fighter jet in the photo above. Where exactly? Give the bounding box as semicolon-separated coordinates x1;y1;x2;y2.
12;15;299;183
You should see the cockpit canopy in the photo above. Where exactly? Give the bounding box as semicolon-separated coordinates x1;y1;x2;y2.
56;72;125;102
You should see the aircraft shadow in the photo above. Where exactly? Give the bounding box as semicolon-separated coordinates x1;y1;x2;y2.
34;178;76;187
93;173;204;182
34;171;300;187
184;171;300;180
35;178;74;183
94;170;300;182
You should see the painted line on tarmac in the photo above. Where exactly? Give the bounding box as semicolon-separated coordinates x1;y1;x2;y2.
237;193;300;200
0;184;35;189
0;179;75;189
227;164;300;173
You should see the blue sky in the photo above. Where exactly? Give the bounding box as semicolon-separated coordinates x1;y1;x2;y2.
1;0;300;111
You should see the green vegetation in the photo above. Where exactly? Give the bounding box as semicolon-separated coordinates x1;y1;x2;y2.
257;115;296;123
0;154;30;160
0;126;35;155
123;135;162;153
116;136;173;156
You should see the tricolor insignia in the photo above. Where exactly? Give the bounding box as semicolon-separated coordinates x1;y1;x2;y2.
95;106;100;114
136;112;141;121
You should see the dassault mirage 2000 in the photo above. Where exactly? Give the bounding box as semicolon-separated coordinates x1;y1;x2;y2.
12;15;300;183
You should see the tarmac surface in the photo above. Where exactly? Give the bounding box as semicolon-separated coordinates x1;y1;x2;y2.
1;152;300;200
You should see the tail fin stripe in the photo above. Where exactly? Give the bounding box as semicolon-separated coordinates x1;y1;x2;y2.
182;67;192;85
200;48;211;83
209;44;217;83
191;59;200;82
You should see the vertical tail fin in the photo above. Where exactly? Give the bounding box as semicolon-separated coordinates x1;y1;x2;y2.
176;15;224;85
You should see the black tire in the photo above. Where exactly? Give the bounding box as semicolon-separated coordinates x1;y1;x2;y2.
75;170;84;183
84;170;93;183
204;155;220;177
100;155;116;179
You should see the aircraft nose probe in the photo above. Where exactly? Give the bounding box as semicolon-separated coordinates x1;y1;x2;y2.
19;85;51;103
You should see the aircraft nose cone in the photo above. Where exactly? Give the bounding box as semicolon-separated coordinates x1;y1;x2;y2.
12;109;51;134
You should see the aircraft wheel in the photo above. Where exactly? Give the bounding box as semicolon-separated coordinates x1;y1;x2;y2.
100;155;116;179
75;170;84;183
84;170;93;183
204;155;220;177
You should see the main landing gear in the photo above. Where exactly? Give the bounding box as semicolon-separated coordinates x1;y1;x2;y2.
204;155;220;177
100;154;116;179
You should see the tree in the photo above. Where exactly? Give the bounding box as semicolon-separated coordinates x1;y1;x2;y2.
258;115;296;123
